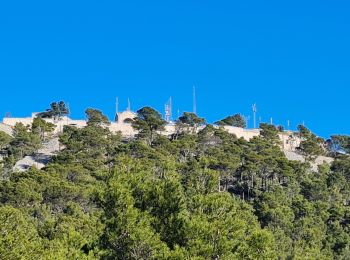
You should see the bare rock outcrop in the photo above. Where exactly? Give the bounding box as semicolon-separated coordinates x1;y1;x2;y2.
13;137;59;172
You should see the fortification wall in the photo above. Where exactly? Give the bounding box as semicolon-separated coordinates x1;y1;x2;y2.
222;126;260;140
279;132;301;151
2;115;301;147
3;117;34;127
109;122;136;137
2;116;87;134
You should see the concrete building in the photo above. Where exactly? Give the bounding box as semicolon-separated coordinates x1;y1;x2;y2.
115;110;136;124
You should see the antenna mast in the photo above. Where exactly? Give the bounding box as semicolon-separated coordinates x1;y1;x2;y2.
116;97;119;114
193;85;197;114
165;96;173;122
127;98;131;111
252;103;257;129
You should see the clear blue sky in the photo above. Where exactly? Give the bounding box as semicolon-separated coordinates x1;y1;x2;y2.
0;1;349;137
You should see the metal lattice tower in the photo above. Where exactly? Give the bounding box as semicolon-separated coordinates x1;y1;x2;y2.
165;97;172;122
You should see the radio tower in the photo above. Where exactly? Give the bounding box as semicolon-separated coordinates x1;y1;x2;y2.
252;103;257;129
193;85;197;114
165;97;172;122
127;98;131;111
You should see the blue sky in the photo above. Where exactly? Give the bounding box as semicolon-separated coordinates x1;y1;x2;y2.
0;1;349;137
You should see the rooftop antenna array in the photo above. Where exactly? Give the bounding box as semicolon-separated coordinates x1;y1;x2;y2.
165;97;173;122
193;85;197;115
252;103;257;129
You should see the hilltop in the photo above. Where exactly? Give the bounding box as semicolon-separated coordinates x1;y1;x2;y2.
1;101;338;171
0;102;349;259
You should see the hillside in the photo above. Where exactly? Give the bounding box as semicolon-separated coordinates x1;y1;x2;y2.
0;106;350;259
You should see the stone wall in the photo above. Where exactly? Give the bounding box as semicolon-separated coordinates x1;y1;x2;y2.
2;114;302;147
222;126;260;140
3;116;87;134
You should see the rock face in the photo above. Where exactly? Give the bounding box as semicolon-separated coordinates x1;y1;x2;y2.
284;150;334;171
13;138;59;172
0;123;13;136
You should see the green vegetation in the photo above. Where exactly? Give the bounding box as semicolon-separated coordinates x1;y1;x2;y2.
297;125;324;161
329;135;350;154
37;101;70;120
215;114;246;128
32;117;55;140
0;105;350;259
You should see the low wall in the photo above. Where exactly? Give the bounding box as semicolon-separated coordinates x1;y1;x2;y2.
109;122;136;137
2;117;87;134
2;117;302;146
222;126;260;140
3;117;34;127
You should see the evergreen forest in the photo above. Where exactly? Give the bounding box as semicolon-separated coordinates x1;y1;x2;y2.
0;105;350;259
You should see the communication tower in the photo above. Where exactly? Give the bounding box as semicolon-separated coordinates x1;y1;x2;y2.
252;103;257;128
127;98;131;111
165;97;173;122
193;85;197;114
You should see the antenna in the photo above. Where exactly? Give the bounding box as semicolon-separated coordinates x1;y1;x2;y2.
116;97;119;114
193;85;197;114
165;97;173;122
270;117;273;125
287;120;290;130
127;98;131;111
170;97;172;117
252;103;257;129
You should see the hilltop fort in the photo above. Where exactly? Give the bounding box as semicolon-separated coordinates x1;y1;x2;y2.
2;109;299;151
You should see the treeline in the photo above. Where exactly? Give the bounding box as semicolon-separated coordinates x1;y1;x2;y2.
0;105;350;259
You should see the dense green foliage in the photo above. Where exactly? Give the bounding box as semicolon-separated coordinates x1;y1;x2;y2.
215;114;246;128
0;107;350;259
37;101;70;120
297;125;325;161
329;135;350;154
